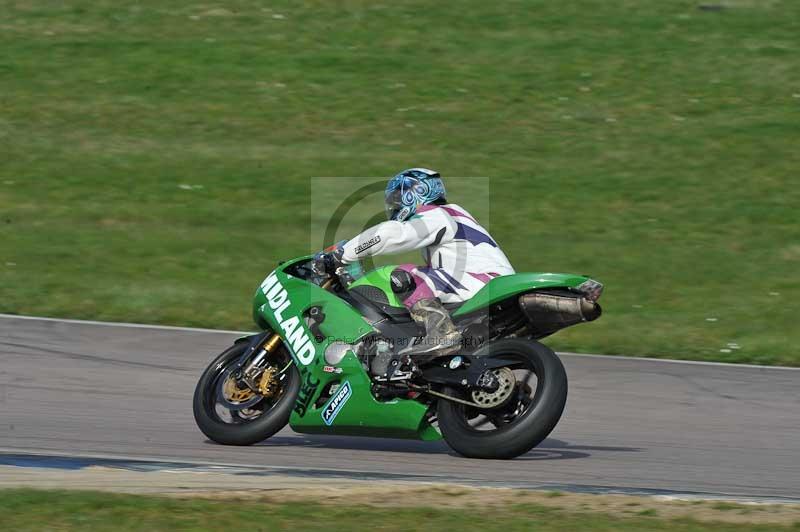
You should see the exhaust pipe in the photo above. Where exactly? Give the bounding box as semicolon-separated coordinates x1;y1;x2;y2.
519;292;601;334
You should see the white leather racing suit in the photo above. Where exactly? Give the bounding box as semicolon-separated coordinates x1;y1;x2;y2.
341;203;514;305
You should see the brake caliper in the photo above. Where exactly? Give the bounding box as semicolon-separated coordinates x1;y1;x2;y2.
258;367;278;398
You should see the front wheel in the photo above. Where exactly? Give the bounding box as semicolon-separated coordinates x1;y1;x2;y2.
437;338;567;459
193;341;299;445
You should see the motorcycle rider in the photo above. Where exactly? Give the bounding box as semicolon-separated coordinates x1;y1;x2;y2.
317;168;514;374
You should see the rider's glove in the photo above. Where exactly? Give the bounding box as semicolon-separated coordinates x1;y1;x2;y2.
335;262;363;286
311;241;346;276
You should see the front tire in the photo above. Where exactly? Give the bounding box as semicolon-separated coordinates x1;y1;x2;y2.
437;339;567;459
193;342;299;446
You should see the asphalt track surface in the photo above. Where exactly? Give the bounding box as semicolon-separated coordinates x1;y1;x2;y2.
1;314;798;501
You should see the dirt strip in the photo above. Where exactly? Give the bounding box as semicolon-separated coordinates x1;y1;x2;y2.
1;466;798;525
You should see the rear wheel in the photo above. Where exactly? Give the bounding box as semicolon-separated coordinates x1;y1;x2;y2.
437;338;567;459
193;341;299;445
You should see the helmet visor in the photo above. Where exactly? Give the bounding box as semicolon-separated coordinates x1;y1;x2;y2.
384;188;404;221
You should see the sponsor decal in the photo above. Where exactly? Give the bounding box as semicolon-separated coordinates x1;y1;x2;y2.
293;372;320;417
321;381;352;426
322;365;343;374
260;271;316;365
354;235;381;254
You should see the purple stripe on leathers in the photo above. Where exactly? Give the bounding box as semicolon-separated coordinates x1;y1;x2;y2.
396;264;435;308
468;272;492;283
440;205;478;223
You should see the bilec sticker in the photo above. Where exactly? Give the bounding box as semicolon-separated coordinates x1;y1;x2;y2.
321;381;352;426
322;365;343;374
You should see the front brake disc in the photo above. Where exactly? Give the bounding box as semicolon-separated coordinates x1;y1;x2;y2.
216;370;263;411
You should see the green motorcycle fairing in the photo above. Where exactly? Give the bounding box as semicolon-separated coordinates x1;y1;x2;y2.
253;256;440;440
253;256;593;440
347;265;404;307
454;272;592;316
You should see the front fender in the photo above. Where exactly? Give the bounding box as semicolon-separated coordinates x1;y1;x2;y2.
234;333;260;344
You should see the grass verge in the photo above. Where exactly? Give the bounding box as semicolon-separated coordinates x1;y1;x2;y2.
0;489;797;532
1;1;798;364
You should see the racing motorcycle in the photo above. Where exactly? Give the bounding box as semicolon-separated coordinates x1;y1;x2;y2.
193;255;602;459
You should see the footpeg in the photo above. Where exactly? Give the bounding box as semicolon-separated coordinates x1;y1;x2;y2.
372;355;414;382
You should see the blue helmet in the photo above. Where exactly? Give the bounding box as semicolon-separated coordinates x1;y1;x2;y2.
384;168;446;221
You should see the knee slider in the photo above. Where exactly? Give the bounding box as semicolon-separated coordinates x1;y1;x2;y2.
390;268;416;300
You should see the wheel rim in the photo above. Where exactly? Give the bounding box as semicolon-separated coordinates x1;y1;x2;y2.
456;351;545;434
204;347;295;425
470;367;517;409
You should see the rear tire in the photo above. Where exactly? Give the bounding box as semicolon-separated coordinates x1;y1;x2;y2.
437;338;567;459
193;342;299;446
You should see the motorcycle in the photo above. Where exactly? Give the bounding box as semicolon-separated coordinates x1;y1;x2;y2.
193;255;602;459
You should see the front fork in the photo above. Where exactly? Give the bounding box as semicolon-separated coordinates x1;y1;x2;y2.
232;332;283;391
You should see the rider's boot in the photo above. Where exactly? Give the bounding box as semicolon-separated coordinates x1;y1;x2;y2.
370;298;461;379
401;297;462;359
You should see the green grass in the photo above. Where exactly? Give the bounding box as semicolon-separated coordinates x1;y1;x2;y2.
712;502;745;511
1;1;798;365
0;489;793;532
